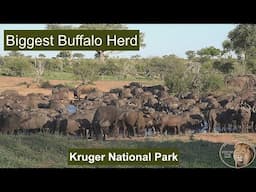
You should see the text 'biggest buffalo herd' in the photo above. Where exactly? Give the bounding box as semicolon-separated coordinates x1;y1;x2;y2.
1;75;256;140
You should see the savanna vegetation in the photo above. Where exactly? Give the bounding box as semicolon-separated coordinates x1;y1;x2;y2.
1;24;256;168
0;134;225;168
1;24;256;97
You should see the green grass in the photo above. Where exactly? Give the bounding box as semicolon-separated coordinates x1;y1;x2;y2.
42;71;164;83
0;70;164;86
99;75;152;81
42;71;154;82
0;134;254;168
43;71;76;81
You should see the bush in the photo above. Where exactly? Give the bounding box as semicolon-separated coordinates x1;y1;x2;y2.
165;60;225;95
201;73;224;92
40;81;52;88
73;59;100;84
246;57;256;74
99;62;120;76
63;64;73;73
213;59;235;74
0;56;4;65
45;58;64;72
164;63;192;95
2;56;33;77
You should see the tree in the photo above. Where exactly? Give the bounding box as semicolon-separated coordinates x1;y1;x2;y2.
185;50;196;60
227;24;256;65
94;50;106;62
73;60;100;84
197;46;221;59
222;40;232;58
73;53;84;59
164;62;192;96
131;54;141;59
57;51;72;58
47;24;73;29
212;59;235;74
4;56;32;77
45;58;64;72
79;24;131;62
33;57;46;83
8;51;24;57
38;53;46;58
0;56;4;65
56;51;72;67
47;24;146;62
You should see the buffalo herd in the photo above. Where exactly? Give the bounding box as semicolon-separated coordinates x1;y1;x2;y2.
1;75;256;140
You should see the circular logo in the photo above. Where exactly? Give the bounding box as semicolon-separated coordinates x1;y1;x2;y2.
219;142;255;168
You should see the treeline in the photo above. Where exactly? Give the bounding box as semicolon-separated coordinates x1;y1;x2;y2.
0;52;245;95
0;52;187;81
1;24;256;96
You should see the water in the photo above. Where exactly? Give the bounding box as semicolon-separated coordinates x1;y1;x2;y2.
67;105;77;114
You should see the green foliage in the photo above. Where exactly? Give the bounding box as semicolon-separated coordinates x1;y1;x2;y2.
232;61;247;75
48;24;146;62
185;50;196;60
116;59;138;79
201;72;224;92
197;46;221;59
57;51;72;58
228;24;256;57
45;58;64;72
2;56;32;77
73;59;100;84
38;53;46;58
147;57;169;79
0;134;232;168
212;59;235;74
134;60;147;75
99;61;120;76
63;64;73;73
130;55;141;59
8;51;24;57
222;40;232;57
0;48;248;94
164;63;192;95
164;59;225;95
43;71;75;80
0;56;4;65
246;56;256;74
73;53;84;59
147;55;186;80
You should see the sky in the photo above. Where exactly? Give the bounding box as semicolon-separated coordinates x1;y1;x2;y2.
0;24;236;58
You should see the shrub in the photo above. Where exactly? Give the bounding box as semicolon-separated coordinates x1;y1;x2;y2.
164;63;192;95
201;73;224;92
40;81;52;88
73;59;100;84
45;58;64;72
213;59;235;74
99;62;120;76
3;56;32;77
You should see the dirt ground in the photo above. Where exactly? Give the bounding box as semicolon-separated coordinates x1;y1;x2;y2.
0;76;132;98
0;76;255;145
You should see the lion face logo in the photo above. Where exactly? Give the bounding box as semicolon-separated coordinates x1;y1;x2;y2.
233;143;255;168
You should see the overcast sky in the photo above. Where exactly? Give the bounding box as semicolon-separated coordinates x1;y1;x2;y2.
0;24;236;58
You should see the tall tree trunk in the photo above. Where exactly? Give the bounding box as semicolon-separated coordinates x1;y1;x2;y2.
97;51;105;63
243;51;247;74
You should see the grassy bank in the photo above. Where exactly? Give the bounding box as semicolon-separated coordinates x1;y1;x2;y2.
40;72;164;84
0;134;252;168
